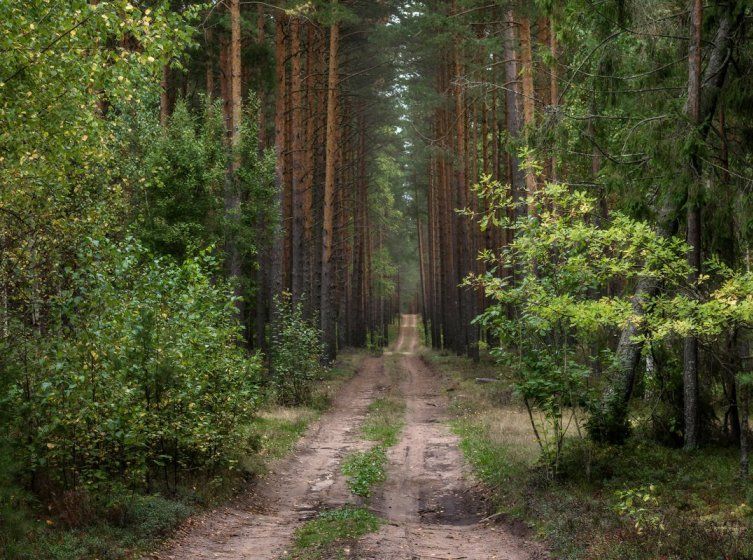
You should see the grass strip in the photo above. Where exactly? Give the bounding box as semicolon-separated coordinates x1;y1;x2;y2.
341;357;406;499
341;446;388;498
285;506;383;560
361;396;405;447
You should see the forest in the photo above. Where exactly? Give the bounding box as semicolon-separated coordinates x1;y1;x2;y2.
2;0;753;559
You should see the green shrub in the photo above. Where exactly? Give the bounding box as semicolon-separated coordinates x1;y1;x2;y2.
270;296;326;406
7;238;263;497
120;494;192;538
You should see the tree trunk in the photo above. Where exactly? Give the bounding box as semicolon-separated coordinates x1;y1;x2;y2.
205;28;214;99
519;15;537;207
591;1;744;443
256;5;266;149
417;217;429;344
739;329;750;477
271;12;288;321
320;11;340;361
503;11;526;221
224;0;244;330
683;0;703;451
290;16;305;302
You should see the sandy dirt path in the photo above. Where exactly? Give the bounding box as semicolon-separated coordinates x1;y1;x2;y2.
356;315;547;560
150;315;546;560
150;356;385;560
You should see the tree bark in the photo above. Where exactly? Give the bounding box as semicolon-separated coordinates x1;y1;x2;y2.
320;10;340;360
739;329;750;477
224;0;244;330
290;16;305;302
503;11;526;221
271;12;288;316
683;0;703;451
519;15;537;207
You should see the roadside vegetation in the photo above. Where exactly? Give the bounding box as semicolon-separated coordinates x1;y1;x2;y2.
1;296;365;560
341;356;405;499
427;350;753;560
285;506;383;560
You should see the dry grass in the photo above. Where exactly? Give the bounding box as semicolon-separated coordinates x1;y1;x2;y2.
258;406;318;425
478;407;539;466
424;347;753;560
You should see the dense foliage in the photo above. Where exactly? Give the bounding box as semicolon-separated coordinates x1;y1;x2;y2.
270;296;326;406
0;1;288;555
471;178;691;469
4;0;753;558
6;238;262;493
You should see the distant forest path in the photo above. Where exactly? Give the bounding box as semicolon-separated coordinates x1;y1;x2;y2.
151;315;546;560
358;315;547;559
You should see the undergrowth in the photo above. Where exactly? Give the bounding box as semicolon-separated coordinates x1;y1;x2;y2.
342;447;388;498
425;349;753;560
1;351;367;560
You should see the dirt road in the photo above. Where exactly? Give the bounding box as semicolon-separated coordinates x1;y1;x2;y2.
152;315;545;560
358;315;546;560
151;357;386;560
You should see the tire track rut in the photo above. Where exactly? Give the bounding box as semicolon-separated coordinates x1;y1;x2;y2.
356;315;548;560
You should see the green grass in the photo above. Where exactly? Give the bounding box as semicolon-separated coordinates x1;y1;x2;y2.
361;397;405;447
341;446;388;498
240;406;319;476
285;506;383;560
426;349;753;560
340;355;406;499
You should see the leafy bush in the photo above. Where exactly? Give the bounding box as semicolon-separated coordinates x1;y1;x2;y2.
270;296;326;406
470;177;691;472
7;238;262;497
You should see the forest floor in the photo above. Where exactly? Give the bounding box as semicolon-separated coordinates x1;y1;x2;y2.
150;315;547;560
425;348;753;560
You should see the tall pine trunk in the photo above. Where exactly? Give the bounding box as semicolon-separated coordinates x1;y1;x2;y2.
225;0;244;331
320;10;340;360
683;0;703;451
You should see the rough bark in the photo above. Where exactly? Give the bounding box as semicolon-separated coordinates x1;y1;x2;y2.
290;16;305;302
503;11;526;220
320;12;340;360
271;12;288;313
739;329;750;477
519;15;537;207
683;0;703;451
224;0;244;329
